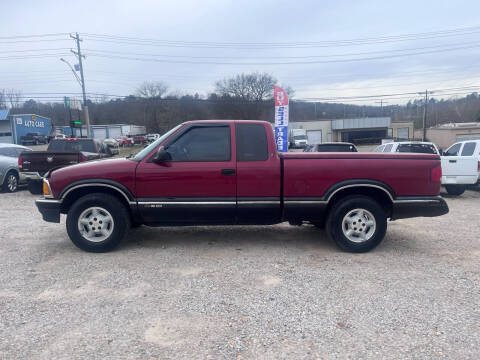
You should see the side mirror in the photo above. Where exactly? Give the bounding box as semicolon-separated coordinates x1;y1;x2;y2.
152;146;171;163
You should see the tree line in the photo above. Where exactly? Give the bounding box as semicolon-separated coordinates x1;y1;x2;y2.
2;72;480;134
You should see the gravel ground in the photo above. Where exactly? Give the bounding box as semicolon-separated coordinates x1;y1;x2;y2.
0;190;479;359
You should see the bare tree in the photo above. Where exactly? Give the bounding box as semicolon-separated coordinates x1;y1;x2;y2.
215;72;279;101
5;89;23;108
136;81;169;98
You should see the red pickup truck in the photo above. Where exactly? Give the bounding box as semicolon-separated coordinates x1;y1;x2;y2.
36;120;448;253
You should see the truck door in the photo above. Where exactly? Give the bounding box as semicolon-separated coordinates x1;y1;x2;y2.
135;123;237;224
441;142;479;185
235;122;282;224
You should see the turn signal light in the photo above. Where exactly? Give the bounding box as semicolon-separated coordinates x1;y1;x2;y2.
431;165;442;182
43;180;51;196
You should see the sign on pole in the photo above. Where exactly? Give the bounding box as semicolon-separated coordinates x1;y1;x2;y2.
274;86;289;152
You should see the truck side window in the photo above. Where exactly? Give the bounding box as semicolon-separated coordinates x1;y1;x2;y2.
168;126;231;162
236;124;268;161
383;143;393;152
444;143;461;156
460;142;476;156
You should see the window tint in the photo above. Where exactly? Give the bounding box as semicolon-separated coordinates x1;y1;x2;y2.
383;143;393;152
461;142;476;156
236;124;268;161
0;147;18;157
444;143;461;156
397;144;437;154
168;126;230;162
316;144;357;152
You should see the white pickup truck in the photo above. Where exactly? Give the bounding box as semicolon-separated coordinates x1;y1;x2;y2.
441;140;480;195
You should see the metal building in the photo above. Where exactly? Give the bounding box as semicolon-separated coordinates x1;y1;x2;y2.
0;110;52;144
56;124;146;140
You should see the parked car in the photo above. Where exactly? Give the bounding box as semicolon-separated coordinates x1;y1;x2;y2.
440;140;480;195
0;143;35;192
19;138;118;194
103;138;119;147
304;142;358;152
131;135;147;145
116;136;134;147
36;120;448;253
375;141;440;154
20;132;48;145
146;133;160;142
54;134;68;139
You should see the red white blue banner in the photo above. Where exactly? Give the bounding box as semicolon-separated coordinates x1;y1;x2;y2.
274;86;289;152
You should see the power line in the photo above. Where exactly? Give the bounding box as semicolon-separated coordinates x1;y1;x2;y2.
0;33;70;40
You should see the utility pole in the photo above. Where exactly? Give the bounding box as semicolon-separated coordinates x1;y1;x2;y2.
418;90;434;141
70;32;90;137
375;100;388;116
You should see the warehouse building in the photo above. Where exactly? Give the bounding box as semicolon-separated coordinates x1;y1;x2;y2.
0;110;52;144
414;122;480;149
289;117;414;145
56;124;146;140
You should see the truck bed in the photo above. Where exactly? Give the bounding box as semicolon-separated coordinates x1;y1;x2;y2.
281;152;441;197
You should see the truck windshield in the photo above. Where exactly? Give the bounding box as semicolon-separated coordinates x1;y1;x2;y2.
131;124;182;161
294;135;307;140
48;140;96;153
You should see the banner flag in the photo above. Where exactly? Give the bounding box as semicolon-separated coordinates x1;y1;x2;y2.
274;86;289;152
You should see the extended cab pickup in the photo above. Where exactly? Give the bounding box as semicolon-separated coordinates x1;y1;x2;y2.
35;120;448;253
19;138;118;194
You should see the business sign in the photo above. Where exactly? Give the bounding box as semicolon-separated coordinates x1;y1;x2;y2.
64;96;82;111
16;116;45;128
274;86;289;152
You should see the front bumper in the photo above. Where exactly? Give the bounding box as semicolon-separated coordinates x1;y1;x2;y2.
391;196;449;220
35;198;61;223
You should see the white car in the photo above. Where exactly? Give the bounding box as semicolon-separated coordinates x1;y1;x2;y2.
440;140;480;195
146;133;160;142
375;141;440;155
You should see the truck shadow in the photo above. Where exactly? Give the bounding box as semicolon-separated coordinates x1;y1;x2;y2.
121;223;405;254
123;224;338;252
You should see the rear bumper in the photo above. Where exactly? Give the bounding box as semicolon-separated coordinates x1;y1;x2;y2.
20;172;42;183
391;196;449;220
35;199;61;223
442;175;479;185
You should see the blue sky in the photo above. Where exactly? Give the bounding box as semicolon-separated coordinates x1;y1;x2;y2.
1;0;480;104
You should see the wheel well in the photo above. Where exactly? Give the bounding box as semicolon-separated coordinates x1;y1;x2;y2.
327;186;393;217
60;186;132;215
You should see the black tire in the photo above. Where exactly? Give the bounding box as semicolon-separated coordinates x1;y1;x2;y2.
66;193;130;252
27;180;43;195
445;185;465;196
326;195;387;253
3;171;19;193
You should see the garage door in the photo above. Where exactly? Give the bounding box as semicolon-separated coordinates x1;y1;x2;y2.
108;126;122;139
397;127;409;139
92;127;107;140
0;135;13;143
456;134;480;141
307;130;322;144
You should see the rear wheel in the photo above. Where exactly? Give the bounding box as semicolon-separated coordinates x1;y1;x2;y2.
444;184;465;196
3;171;18;193
66;193;130;252
326;195;387;253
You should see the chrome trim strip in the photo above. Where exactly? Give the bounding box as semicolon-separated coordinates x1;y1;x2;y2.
284;200;327;204
138;201;234;205
238;201;280;204
60;183;133;204
393;199;441;204
326;184;394;202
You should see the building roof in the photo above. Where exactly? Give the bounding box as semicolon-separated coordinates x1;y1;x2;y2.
0;109;9;121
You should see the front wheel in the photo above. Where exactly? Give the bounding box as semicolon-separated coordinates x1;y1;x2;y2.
66;193;130;252
444;185;465;196
3;171;19;193
326;195;387;253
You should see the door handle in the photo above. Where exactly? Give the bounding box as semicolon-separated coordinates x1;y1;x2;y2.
449;160;457;163
221;168;236;176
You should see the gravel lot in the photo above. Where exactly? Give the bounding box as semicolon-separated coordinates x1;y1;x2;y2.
0;189;479;359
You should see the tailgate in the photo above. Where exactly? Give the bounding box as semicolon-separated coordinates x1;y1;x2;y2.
441;156;478;176
20;151;80;174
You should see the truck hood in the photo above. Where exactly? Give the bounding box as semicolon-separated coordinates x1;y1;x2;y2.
49;157;138;198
